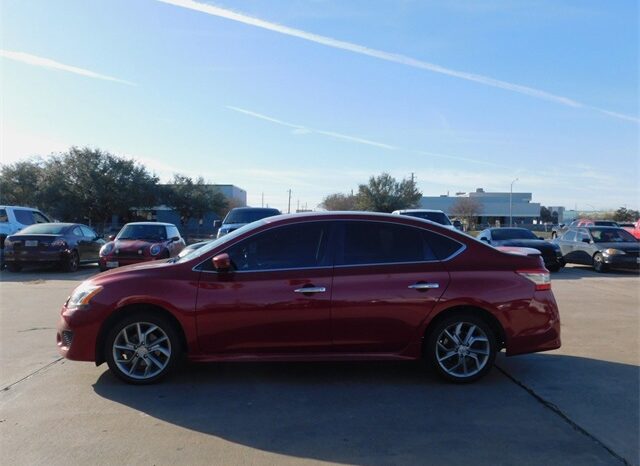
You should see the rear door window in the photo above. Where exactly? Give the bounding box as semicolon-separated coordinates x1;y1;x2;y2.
14;209;34;225
562;231;577;241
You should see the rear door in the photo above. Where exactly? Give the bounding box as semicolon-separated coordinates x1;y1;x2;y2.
80;225;102;261
330;221;451;354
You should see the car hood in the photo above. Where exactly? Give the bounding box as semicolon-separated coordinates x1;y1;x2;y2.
492;239;554;249
113;239;161;251
94;257;174;281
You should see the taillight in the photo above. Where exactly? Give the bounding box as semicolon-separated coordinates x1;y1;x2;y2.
517;269;551;291
51;239;67;248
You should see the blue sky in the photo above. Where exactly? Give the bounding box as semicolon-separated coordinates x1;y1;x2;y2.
1;0;638;211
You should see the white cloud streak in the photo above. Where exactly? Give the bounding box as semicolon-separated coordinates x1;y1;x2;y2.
0;50;135;86
227;106;397;150
158;0;637;124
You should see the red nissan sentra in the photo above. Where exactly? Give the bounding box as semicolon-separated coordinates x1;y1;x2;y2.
57;212;560;384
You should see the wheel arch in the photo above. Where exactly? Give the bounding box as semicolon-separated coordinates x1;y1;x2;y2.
95;303;188;366
422;305;506;354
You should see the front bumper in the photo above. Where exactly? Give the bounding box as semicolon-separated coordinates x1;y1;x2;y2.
603;254;640;270
99;255;157;269
56;305;104;362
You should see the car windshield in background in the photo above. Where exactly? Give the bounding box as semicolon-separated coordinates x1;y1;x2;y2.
176;220;268;263
594;221;618;227
117;225;167;241
18;224;69;235
403;212;451;225
491;228;537;241
590;228;637;243
224;209;280;224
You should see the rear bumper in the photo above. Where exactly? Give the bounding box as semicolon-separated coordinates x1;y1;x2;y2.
5;249;68;263
504;290;561;356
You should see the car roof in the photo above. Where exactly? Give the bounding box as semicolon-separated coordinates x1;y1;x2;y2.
230;207;280;212
23;222;74;227
123;222;174;226
392;209;445;214
0;205;43;210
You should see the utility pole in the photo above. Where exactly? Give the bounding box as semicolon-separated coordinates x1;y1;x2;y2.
287;189;292;214
411;172;415;183
261;192;264;208
509;178;519;227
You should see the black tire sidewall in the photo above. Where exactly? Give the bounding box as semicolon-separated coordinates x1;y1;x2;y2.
63;250;79;272
104;312;181;385
426;313;497;383
593;253;607;273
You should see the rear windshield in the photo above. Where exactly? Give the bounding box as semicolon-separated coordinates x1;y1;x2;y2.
401;211;452;226
590;228;637;243
594;221;618;227
117;224;167;241
491;228;537;240
224;209;280;224
19;224;69;235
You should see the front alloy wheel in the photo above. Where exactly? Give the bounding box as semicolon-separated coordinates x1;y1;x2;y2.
593;252;608;273
105;313;180;384
427;314;496;383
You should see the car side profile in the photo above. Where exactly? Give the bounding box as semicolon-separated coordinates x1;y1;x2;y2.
98;222;185;271
57;212;560;385
4;223;104;272
215;207;281;238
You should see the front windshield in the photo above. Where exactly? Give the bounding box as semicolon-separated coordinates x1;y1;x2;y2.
176;219;267;263
491;228;537;241
590;228;637;243
117;224;167;241
224;209;280;224
403;212;452;225
19;224;68;235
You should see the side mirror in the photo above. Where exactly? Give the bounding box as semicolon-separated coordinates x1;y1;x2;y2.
170;236;180;242
108;235;116;241
213;220;222;228
582;238;591;243
212;253;231;271
538;236;545;240
480;237;489;243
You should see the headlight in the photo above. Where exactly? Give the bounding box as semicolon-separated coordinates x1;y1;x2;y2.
100;243;114;257
603;248;626;256
150;244;162;256
66;284;103;310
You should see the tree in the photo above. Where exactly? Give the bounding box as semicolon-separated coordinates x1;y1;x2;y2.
540;206;553;223
164;174;227;225
355;173;422;212
319;193;358;211
450;197;483;230
612;207;640;222
0;159;45;208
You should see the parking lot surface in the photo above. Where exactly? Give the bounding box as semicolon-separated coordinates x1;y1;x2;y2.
1;264;638;465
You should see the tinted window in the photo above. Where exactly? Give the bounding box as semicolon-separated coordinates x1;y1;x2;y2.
0;209;7;223
576;230;591;242
80;226;96;238
33;211;50;223
339;222;429;265
562;231;577;241
423;230;464;260
167;226;181;239
594;221;619;227
491;228;537;241
590;228;637;243
117;224;167;241
19;224;69;235
14;209;34;225
401;211;452;226
71;226;83;237
226;222;329;271
224;208;280;224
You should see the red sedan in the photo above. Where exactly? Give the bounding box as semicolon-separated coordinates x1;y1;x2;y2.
57;212;560;384
98;222;185;271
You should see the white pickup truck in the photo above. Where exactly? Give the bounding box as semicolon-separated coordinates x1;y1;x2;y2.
0;205;52;246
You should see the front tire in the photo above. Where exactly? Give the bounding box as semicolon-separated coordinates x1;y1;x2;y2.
105;312;181;384
593;253;608;273
426;313;497;383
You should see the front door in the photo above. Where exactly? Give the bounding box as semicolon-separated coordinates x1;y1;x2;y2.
330;221;451;353
195;221;335;354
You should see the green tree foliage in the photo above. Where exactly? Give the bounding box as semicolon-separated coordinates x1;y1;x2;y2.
612;207;640;222
539;206;553;223
0;159;44;208
163;174;227;225
355;173;422;212
319;193;358;211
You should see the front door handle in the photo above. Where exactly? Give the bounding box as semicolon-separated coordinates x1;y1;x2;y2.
294;286;327;294
408;282;439;290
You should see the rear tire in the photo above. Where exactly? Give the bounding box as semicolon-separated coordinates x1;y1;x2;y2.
426;313;497;383
548;264;561;272
62;250;79;272
104;312;181;384
593;253;608;273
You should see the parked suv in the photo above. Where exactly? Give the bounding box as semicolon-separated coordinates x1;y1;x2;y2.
216;207;281;238
392;209;455;229
0;206;51;267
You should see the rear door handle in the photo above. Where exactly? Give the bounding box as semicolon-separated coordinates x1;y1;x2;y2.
408;282;439;290
294;286;326;294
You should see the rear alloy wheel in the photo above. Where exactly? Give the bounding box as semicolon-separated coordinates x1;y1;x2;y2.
593;253;608;273
63;250;79;272
427;314;497;383
105;313;180;384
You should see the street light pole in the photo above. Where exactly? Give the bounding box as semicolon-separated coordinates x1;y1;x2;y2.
509;178;519;227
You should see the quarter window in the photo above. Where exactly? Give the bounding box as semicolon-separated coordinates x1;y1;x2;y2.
423;230;464;260
72;227;83;237
33;212;50;223
80;226;97;238
225;222;330;271
14;209;34;225
338;222;430;265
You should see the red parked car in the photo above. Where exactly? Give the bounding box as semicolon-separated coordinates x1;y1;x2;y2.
98;222;185;271
58;212;560;384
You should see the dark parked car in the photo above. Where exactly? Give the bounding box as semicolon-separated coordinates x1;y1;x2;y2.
4;223;104;272
216;207;281;238
177;240;211;258
551;219;620;239
552;227;639;272
58;212;560;385
477;227;564;272
99;222;185;271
